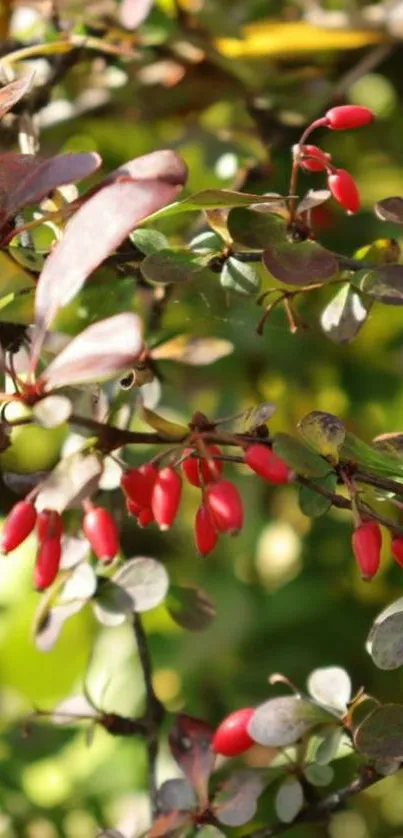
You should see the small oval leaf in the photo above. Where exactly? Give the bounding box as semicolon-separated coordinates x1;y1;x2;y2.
355;704;403;759
167;586;216;632
320;284;371;344
220;257;261;295
263;240;337;286
273;433;331;477
298;411;345;461
375;197;403;224
275;778;304;824
307;667;351;714
113;557;169;612
248;697;334;747
298;472;337;518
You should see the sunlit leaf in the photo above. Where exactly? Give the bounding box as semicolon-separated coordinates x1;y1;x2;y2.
34;600;85;652
148;811;191;838
41;313;144;390
248;696;334;747
59;563;97;604
113;557;169;612
358;265;403;304
220;258;261;295
157;779;197;813
215;772;264;827
340;432;403;478
119;0;154;29
320;284;371;344
139;405;187;438
85;622;143;716
0;251;35;299
35;452;103;514
274;777;304;824
169;714;214;806
93;581;133;627
375;197;403;224
373;433;403;460
366;597;403;670
0;74;33;119
354;704;403;759
273;433;331;477
307;667;351;714
145;189;286;222
130;228;169;255
33;395;72;428
297;411;345;462
151;335;233;365
167;585;216;632
297;189;331;215
298;472;337;518
263;240;337;286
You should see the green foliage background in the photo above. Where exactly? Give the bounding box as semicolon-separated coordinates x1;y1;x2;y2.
2;1;403;836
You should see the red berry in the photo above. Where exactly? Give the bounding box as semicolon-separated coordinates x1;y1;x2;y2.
205;480;244;535
212;708;255;757
121;468;146;502
352;521;382;580
328;168;360;214
299;144;331;172
182;445;223;487
1;501;37;554
195;503;218;556
126;497;143;517
325;105;374;131
138;507;154;528
151;467;182;530
245;444;292;485
37;509;63;541
391;537;403;568
34;536;62;591
83;506;119;563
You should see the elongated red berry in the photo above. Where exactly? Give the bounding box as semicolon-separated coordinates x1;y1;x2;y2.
195;503;218;556
245;444;293;485
328;168;360;214
205;479;244;535
37;509;63;541
83;506;119;563
352;520;382;580
138;507;154;528
126;497;143;517
151;467;182;530
299;144;331;172
391;537;403;568
1;500;37;554
325;105;374;131
213;708;255;757
34;536;62;591
183;445;223;487
121;468;146;502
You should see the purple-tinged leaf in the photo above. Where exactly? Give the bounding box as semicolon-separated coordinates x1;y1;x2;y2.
40;313;143;390
158;779;197;813
0;152;101;223
119;0;154;29
263;240;337;286
148;811;191;838
375;197;403;224
358;265;403;304
297;189;331;215
113;557;169;613
33;162;186;350
248;696;335;747
108;150;188;187
354;704;403;759
35;452;103;513
215;772;264;827
169;714;215;806
167;585;216;632
0;74;33;119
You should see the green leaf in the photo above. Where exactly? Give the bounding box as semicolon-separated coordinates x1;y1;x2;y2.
275;778;304;824
190;230;225;253
320;284;371;344
113;557;169;613
248;696;335;747
358;265;403;305
263;240;337;286
227;207;286;249
366;597;403;670
220;257;261;295
144;189;285;222
304;764;334;787
298;472;337;518
167;586;216;632
140;249;210;285
315;728;343;765
354;704;403;759
130;228;169;255
340;432;403;478
375;197;403;224
298;411;345;462
93;580;133;627
85;623;143;716
273;433;331;477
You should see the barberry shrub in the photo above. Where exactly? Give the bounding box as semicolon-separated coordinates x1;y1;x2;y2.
2;4;403;838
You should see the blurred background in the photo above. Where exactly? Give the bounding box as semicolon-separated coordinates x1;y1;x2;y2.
4;0;403;836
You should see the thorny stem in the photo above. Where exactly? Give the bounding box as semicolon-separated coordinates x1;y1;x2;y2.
133;611;164;820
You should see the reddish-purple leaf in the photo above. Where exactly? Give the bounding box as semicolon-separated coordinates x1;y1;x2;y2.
169;714;215;806
0;74;33;119
119;0;154;29
40;313;144;391
109;149;188;186
0;151;101;222
33;161;186;357
214;771;264;827
148;811;191;838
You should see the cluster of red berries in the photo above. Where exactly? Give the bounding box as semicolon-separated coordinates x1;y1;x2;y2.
295;105;374;214
121;443;293;557
0;499;119;590
352;519;403;580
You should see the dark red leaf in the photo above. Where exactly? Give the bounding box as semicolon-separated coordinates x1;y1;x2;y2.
0;151;101;222
33;166;186;358
119;0;154;29
40;313;144;390
169;714;215;806
0;74;33;119
148;811;191;838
